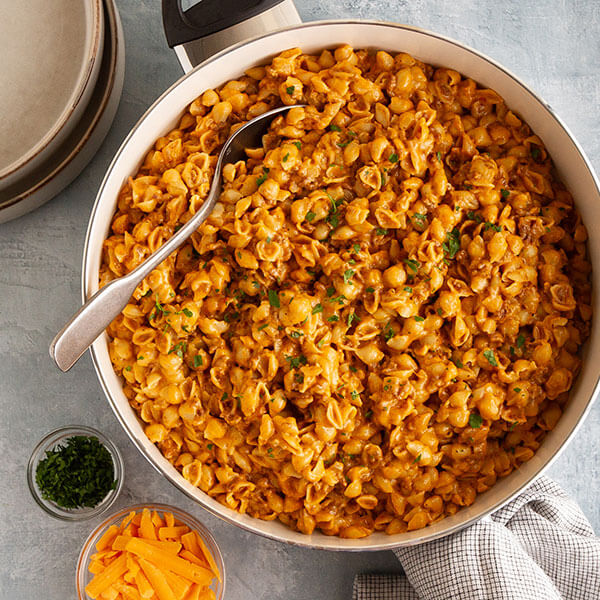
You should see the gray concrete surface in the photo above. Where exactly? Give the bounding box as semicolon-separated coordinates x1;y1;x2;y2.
1;1;598;599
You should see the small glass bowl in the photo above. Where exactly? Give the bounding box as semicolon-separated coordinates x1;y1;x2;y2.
27;425;124;521
76;503;226;600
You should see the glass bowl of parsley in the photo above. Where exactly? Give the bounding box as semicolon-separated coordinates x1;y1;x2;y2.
27;425;124;520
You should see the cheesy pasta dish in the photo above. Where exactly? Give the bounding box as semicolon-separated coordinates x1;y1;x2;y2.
101;46;591;538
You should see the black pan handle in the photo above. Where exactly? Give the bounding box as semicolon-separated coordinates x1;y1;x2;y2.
162;0;287;48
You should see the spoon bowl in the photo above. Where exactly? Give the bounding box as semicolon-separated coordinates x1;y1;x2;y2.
50;104;305;371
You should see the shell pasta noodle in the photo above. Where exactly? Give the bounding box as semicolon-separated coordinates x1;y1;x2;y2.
100;46;592;538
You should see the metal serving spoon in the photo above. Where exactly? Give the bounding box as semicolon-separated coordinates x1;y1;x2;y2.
50;104;306;372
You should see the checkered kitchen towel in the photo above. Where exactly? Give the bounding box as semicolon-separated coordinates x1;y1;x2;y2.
353;477;600;600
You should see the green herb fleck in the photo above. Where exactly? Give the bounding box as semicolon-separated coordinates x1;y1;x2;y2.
483;349;498;367
293;141;302;150
329;124;341;132
389;152;399;163
268;289;280;308
328;315;339;322
469;413;483;428
404;258;420;274
404;286;412;293
290;331;304;339
501;189;510;199
343;269;355;284
453;358;464;368
182;308;193;318
366;286;375;293
514;387;522;393
442;228;460;259
484;222;502;232
286;85;295;95
375;228;388;235
258;323;268;331
193;355;203;368
283;153;289;162
414;316;425;322
412;453;422;464
516;333;525;349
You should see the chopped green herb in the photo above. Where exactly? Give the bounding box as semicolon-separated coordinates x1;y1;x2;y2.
293;141;302;150
404;258;420;274
353;243;360;254
365;410;373;419
182;308;193;318
327;286;336;297
483;349;498;367
221;392;228;401
286;85;295;95
256;173;268;186
193;355;203;368
516;333;525;349
375;227;388;235
383;323;395;342
290;331;304;339
466;210;483;224
305;211;316;222
343;269;355;284
442;228;460;259
484;222;502;232
268;289;280;308
142;289;152;298
168;342;187;359
257;323;268;331
207;443;214;450
500;189;510;199
437;308;443;316
389;152;399;163
404;286;413;293
514;387;522;393
283;152;289;162
35;436;116;509
531;146;541;160
350;365;358;373
312;304;323;315
329;124;341;132
412;453;422;464
124;366;132;372
366;286;375;293
328;315;339;322
347;312;358;327
413;213;427;227
294;372;305;384
453;358;464;368
436;151;442;162
285;354;307;369
317;338;326;348
469;413;483;428
414;316;425;322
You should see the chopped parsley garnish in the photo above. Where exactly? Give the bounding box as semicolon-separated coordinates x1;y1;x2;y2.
383;323;395;342
327;286;336;297
285;354;307;369
351;390;360;401
436;151;442;162
329;124;341;132
343;269;355;284
268;289;280;308
290;331;304;339
142;289;153;298
168;342;187;358
453;358;464;368
413;453;422;464
193;355;203;368
514;387;522;393
256;173;268;186
389;152;399;163
483;349;498;367
500;189;510;199
257;323;268;331
312;304;323;314
35;436;117;509
283;152;289;162
466;211;483;224
469;413;483;428
365;410;373;419
207;443;214;450
442;228;460;259
286;85;295;95
349;365;358;373
182;308;193;318
404;258;420;274
305;211;316;222
293;141;302;150
366;287;375;293
413;213;427;227
530;146;541;160
414;316;425;322
353;243;360;254
347;312;358;327
484;222;502;232
327;315;339;322
516;333;526;349
375;227;388;235
404;286;413;293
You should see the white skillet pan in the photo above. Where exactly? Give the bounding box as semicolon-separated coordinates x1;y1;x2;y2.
81;1;600;550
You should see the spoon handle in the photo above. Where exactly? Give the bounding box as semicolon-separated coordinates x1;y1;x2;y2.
50;172;222;372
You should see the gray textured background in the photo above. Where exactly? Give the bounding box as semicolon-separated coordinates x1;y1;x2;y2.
1;1;599;599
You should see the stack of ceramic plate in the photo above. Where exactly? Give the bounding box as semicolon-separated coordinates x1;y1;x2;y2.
0;0;125;224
